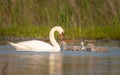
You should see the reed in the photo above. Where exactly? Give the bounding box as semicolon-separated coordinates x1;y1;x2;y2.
0;25;120;40
0;0;120;41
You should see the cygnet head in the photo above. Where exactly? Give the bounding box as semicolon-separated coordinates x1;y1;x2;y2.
80;41;86;50
81;41;85;46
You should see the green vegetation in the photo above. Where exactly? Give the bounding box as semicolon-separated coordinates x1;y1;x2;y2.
0;0;120;42
0;25;51;39
1;25;120;40
81;25;120;40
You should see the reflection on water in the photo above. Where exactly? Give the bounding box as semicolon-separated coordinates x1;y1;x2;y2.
63;55;120;75
0;52;63;75
49;53;62;75
0;45;120;75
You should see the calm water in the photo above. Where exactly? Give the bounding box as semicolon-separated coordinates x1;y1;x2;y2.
0;45;120;75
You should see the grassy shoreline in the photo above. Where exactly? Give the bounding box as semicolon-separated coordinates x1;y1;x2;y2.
0;25;120;44
0;0;120;45
1;25;120;39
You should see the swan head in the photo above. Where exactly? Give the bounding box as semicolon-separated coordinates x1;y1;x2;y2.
56;26;64;35
51;26;64;34
52;26;64;40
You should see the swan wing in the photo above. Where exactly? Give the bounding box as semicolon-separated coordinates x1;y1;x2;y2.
9;40;59;52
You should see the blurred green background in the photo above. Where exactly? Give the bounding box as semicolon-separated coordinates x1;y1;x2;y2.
0;0;120;42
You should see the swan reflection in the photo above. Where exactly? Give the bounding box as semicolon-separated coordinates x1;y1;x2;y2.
0;49;120;75
0;53;63;75
49;53;62;75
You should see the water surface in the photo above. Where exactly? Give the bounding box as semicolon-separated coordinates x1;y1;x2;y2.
0;45;120;75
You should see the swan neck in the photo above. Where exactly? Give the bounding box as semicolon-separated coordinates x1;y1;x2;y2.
49;28;60;50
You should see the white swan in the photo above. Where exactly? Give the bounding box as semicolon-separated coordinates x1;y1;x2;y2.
8;26;64;52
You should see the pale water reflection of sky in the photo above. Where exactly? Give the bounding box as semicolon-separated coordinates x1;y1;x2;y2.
0;45;120;75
